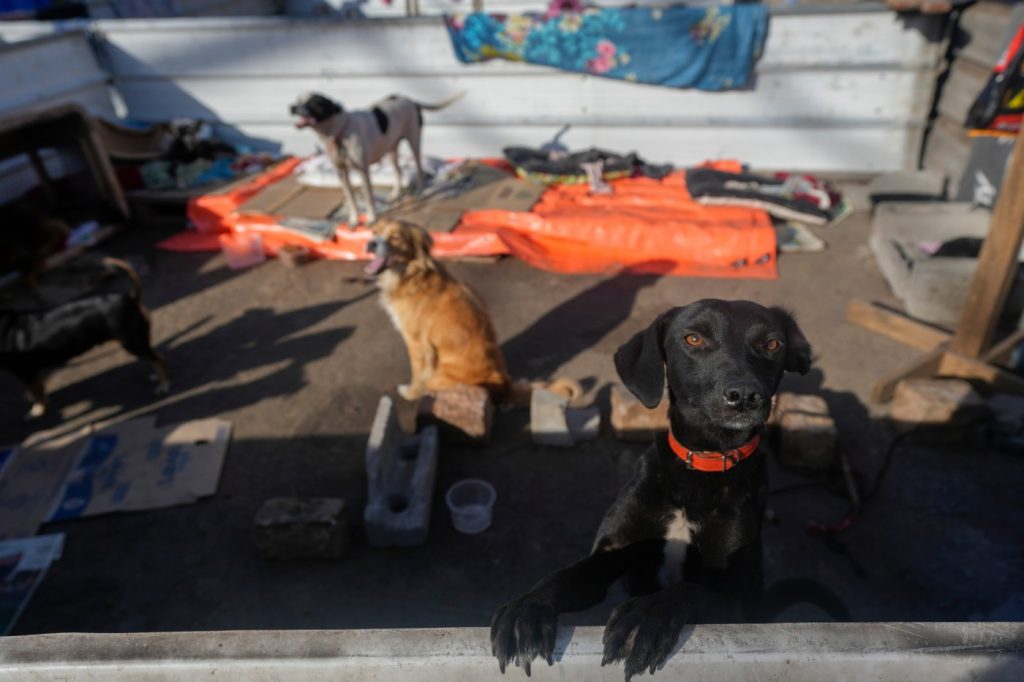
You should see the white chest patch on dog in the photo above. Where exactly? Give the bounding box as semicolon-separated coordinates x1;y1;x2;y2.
379;296;404;335
659;509;698;587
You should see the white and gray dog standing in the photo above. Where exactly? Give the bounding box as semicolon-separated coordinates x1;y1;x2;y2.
290;91;463;226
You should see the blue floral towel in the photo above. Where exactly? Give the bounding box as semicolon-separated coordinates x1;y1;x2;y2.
444;5;768;91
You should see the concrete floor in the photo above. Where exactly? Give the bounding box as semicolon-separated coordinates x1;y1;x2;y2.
3;203;1023;634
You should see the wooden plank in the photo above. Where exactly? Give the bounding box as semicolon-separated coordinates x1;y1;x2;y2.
984;327;1024;365
239;174;304;215
276;187;346;220
950;127;1024;358
938;351;1024;394
872;346;947;404
846;300;951;351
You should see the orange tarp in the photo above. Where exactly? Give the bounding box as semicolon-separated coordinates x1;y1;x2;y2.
161;158;776;279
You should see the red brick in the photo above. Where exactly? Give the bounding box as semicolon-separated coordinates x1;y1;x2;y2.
416;385;493;445
610;385;669;442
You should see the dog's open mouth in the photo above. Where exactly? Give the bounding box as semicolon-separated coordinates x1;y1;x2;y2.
364;255;390;276
294;116;315;129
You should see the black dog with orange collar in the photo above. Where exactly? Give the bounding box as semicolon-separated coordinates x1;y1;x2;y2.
492;299;822;680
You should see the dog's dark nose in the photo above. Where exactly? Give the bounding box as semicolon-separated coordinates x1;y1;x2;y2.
723;384;763;411
366;239;379;254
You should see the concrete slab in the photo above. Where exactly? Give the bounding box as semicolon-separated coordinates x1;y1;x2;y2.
1;623;1022;681
1;198;1023;634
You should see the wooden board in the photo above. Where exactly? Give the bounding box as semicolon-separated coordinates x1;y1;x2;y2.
239;174;305;215
846;300;951;351
950;128;1024;359
276;187;346;220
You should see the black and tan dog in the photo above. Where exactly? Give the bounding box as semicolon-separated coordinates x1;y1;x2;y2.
0;201;69;289
491;299;824;680
0;258;169;419
289;91;462;227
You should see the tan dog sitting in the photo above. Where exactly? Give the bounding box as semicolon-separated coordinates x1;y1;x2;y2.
365;220;578;403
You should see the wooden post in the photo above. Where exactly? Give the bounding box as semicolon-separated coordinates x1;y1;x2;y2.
948;125;1024;359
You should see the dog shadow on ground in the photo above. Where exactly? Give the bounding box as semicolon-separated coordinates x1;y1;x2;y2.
501;262;671;380
0;298;365;444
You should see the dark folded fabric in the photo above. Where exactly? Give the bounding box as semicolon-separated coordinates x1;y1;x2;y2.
504;146;671;184
685;167;839;225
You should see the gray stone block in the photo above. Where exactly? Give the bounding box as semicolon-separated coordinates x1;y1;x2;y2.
253;497;349;560
773;393;837;471
868;201;1024;327
890;379;988;428
364;395;439;548
531;388;574;447
868;170;947;203
531;388;601;446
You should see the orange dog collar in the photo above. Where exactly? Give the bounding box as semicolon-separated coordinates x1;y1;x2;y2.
667;431;760;472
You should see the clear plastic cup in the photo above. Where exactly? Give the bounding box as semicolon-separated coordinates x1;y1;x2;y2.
219;232;266;270
445;479;496;535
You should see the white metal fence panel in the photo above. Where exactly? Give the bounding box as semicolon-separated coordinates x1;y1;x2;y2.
0;7;942;172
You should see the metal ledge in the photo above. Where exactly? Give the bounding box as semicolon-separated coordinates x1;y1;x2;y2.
1;623;1022;681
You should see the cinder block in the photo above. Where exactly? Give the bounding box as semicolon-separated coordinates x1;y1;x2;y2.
364;395;439;548
416;385;493;445
610;385;669;442
253;497;349;560
890;379;988;429
774;393;837;471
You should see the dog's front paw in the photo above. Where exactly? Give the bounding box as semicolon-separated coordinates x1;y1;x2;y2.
397;384;421;401
490;596;558;676
25;402;47;420
602;594;687;681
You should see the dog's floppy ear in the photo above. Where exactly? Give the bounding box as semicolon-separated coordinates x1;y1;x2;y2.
408;224;433;256
771;307;812;374
614;313;667;408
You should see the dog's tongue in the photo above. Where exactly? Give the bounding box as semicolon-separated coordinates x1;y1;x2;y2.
364;256;387;275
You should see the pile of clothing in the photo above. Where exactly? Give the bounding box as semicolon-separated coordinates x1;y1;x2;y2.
112;119;276;193
686;166;848;253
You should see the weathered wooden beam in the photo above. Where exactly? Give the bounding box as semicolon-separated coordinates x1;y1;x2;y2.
846;300;951;351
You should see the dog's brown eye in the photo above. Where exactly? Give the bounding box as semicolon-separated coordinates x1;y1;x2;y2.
765;339;781;352
684;334;704;347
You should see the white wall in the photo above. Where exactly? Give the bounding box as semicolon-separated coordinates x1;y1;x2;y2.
0;7;943;173
0;31;116;120
0;32;117;204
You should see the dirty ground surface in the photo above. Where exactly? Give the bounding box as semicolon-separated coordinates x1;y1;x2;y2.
2;198;1023;635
